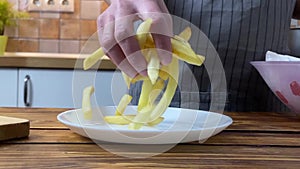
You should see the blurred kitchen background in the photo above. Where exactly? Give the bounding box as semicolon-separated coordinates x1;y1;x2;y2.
4;0;108;54
3;0;300;54
291;18;300;28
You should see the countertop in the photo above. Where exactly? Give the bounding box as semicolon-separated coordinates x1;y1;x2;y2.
1;107;300;168
0;52;116;70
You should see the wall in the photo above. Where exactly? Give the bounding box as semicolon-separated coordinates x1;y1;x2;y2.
5;0;108;53
4;1;300;54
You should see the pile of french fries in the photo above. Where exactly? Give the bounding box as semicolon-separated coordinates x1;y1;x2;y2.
82;19;205;130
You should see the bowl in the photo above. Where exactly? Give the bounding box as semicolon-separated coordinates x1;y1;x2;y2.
251;61;300;113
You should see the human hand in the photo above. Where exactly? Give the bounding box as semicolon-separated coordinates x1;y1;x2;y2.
97;0;173;78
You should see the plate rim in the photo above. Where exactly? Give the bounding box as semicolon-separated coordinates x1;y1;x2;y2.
57;106;233;133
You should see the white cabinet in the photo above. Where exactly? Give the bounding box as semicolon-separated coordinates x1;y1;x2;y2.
18;69;125;108
18;69;74;108
0;69;18;107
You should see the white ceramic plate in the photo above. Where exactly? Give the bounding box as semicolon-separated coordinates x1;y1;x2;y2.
57;106;232;144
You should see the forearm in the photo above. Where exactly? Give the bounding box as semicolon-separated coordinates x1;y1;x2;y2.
293;0;300;19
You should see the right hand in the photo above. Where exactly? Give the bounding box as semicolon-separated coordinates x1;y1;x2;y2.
97;0;173;78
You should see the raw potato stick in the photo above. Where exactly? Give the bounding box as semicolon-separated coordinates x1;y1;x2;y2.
137;79;153;111
129;105;155;130
149;57;179;122
121;72;131;89
83;19;205;129
83;48;105;70
147;49;160;84
115;94;132;116
104;115;164;126
136;18;153;48
178;27;192;41
82;86;95;120
148;78;165;106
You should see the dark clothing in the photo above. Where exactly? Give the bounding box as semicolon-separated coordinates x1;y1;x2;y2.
131;0;296;112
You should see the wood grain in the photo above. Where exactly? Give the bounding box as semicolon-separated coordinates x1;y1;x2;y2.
2;130;300;147
1;107;300;168
1;108;300;131
0;144;299;169
0;116;29;141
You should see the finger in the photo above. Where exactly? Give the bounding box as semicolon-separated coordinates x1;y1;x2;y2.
137;4;173;65
107;45;138;78
97;12;138;77
157;0;170;13
152;34;172;65
119;37;148;76
137;1;173;37
97;12;116;52
114;15;148;76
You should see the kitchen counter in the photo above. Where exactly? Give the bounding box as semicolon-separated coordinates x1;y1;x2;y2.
0;52;116;70
1;107;300;168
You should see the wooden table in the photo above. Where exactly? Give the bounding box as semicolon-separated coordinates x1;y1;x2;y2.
0;107;299;168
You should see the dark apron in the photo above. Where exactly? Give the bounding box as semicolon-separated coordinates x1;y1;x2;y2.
131;0;297;112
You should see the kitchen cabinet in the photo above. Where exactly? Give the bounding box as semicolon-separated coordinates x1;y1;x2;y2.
17;69;125;108
0;69;18;107
0;52;122;108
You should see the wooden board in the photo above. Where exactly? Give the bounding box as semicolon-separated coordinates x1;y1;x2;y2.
0;116;30;141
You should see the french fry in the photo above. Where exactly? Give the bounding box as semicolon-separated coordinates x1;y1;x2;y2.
82;86;95;120
131;74;148;84
136;19;153;48
150;57;179;122
136;19;159;85
148;89;162;106
141;29;204;66
104;115;164;126
178;27;192;41
171;38;204;66
148;78;165;106
129;78;165;129
115;94;132;116
129;105;154;130
159;70;169;80
137;78;152;111
83;48;105;70
147;49;160;84
152;78;165;90
104;115;134;125
121;72;131;89
147;28;193;122
82;19;206;130
197;55;206;65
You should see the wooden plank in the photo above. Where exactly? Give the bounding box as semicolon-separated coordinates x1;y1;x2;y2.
0;144;299;168
0;116;29;141
3;130;92;144
225;111;300;132
0;108;67;129
1;108;300;131
3;130;300;147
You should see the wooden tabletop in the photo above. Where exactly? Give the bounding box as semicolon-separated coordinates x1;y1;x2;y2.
0;52;116;70
0;107;299;168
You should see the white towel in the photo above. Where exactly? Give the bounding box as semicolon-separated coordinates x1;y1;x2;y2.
266;51;300;61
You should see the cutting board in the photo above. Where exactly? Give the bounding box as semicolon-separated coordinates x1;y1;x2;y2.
0;116;30;141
